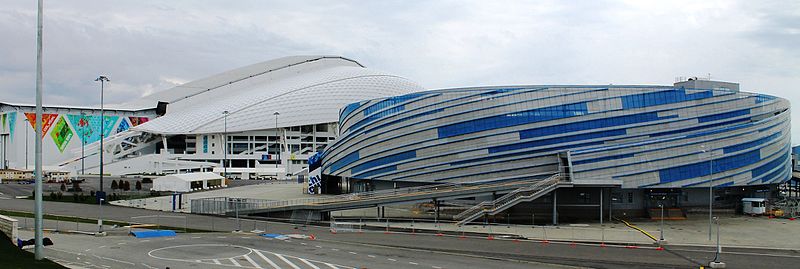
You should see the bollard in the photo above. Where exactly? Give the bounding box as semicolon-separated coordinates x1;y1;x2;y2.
384;218;390;234
601;226;606;247
541;226;549;244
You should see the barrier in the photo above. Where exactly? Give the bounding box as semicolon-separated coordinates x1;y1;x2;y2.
0;214;19;244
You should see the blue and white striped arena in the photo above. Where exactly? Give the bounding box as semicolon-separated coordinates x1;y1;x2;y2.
321;79;790;189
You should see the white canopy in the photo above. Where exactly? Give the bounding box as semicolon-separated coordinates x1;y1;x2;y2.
151;172;225;192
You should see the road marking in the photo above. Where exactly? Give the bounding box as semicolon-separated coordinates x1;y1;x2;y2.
141;263;157;269
388;258;397;262
213;259;222;265
191;236;202;239
196;259;203;263
433;266;442;269
243;254;263;268
254;250;282;269
367;255;376;258
98;246;106;248
228;258;241;266
348;251;357;255
331;248;339;251
409;262;419;265
218;236;228;238
141;240;150;242
315;245;323;248
300;242;307;245
298;258;321;269
323;263;339;269
90;254;136;266
117;242;126;245
275;254;302;269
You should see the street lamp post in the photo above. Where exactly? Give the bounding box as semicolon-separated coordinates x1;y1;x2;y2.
659;203;665;241
709;216;725;268
701;145;714;241
98;198;105;234
33;0;44;260
80;112;86;176
95;76;109;195
24;118;28;170
273;111;280;177
222;110;229;179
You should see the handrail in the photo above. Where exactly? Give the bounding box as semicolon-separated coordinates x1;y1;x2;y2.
192;177;542;214
454;174;561;222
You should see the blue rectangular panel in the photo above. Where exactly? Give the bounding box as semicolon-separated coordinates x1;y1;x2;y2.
438;102;589;138
722;132;781;154
489;129;625;154
620;89;712;109
658;149;761;183
697;109;750;123
329;151;360;173
351;150;416;174
352;165;397;179
519;112;671;139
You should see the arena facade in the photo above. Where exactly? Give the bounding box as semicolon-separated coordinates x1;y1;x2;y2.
320;79;791;215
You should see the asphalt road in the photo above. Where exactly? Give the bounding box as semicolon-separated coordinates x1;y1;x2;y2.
4;198;800;268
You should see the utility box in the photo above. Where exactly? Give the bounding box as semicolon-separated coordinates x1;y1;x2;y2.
742;198;766;215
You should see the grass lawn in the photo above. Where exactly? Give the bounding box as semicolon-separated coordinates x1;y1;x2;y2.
0;232;66;269
0;209;212;233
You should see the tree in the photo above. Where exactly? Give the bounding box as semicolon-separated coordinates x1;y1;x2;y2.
60;183;66;192
122;181;130;191
111;180;118;190
135;181;142;191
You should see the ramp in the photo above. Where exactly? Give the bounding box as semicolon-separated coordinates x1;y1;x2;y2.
193;174;560;216
454;174;566;226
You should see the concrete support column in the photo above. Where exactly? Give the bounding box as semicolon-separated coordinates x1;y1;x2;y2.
552;191;558;225
600;188;604;225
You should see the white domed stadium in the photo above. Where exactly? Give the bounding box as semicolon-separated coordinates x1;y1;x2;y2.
0;56;423;179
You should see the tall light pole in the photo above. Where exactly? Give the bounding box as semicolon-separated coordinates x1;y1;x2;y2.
659;203;664;241
33;0;44;260
97;198;105;234
24;118;29;170
701;145;714;241
95;76;109;196
709;216;725;268
80;112;86;176
222;110;229;179
274;111;280;173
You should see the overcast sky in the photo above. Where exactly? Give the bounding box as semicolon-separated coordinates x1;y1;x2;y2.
1;1;798;140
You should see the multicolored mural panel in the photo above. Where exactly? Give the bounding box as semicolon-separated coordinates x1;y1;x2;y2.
129;117;149;126
24;112;58;138
66;114;119;145
50;116;73;152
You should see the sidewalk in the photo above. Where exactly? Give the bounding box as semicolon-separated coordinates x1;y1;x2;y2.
350;213;800;249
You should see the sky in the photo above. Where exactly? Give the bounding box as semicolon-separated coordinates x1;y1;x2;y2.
1;0;798;139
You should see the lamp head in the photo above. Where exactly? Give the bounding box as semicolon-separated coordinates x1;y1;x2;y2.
95;76;109;82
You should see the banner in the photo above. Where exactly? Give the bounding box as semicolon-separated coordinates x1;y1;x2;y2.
66;114;119;144
7;112;16;141
25;112;58;138
50;116;74;152
307;152;323;194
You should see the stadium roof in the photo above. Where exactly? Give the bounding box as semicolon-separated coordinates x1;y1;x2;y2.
129;56;423;135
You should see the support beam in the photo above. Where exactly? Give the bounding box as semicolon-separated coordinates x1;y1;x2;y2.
600;188;604;225
552;191;558;225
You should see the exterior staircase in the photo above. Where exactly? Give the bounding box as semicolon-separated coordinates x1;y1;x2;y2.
454;174;565;226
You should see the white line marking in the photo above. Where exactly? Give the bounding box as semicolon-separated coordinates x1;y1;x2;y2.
409;262;419;265
98;246;106;248
298;258;321;269
315;245;322;248
213;259;222;265
243;254;263;269
367;255;376;258
275;254;302;269
323;263;339;269
348;251;357;255
141;240;150;242
254;250;282;269
191;236;201;239
331;248;339;251
229;258;241;266
196;259;203;263
141;263;157;269
300;242;307;245
90;254;136;266
433;266;442;269
388;258;397;262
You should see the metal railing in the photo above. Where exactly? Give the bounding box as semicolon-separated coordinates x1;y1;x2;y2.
191;179;539;215
454;175;561;225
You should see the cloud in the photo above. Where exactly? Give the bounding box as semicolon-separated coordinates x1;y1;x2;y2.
0;0;798;141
